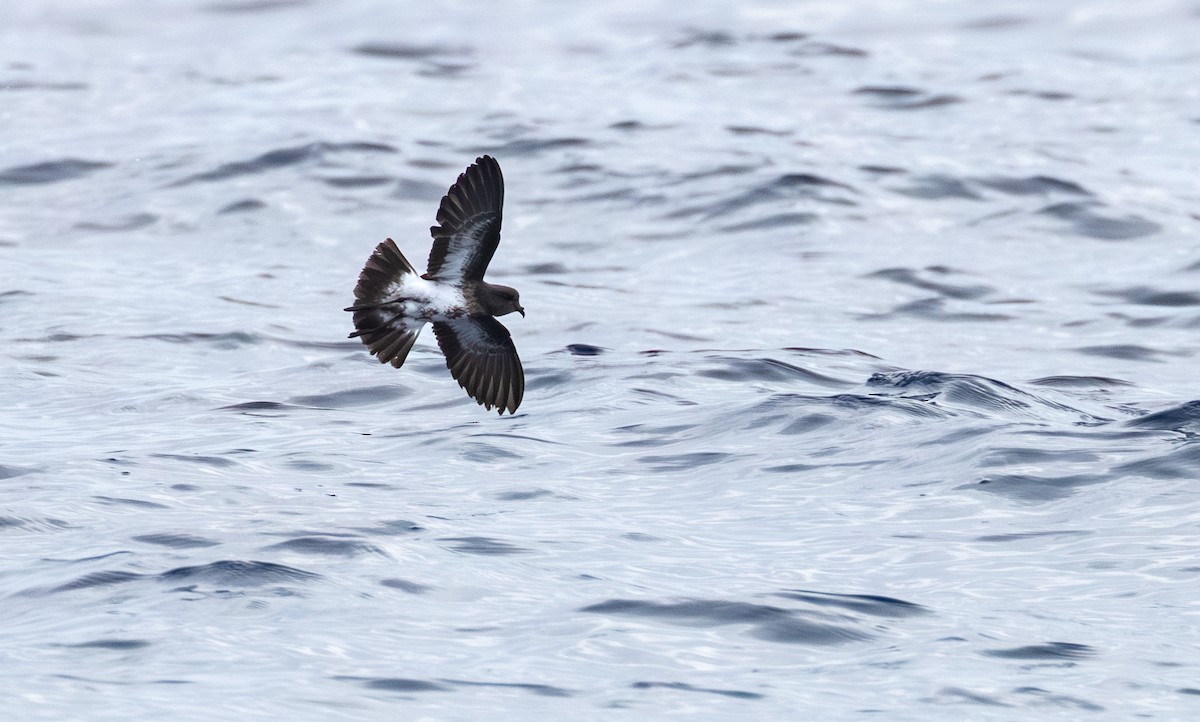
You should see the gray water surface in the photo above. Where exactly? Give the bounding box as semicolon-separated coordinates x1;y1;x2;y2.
3;0;1200;718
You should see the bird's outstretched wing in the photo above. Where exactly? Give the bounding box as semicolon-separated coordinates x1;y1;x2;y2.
432;315;524;414
426;155;504;282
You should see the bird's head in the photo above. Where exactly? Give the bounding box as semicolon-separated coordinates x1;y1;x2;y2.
486;284;525;318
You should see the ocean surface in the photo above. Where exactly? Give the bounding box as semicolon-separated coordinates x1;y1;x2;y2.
3;0;1200;718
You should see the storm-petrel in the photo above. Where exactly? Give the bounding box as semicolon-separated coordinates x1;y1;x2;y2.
345;155;525;414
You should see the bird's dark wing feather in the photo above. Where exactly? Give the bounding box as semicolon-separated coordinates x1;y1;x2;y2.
426;155;504;282
432;316;523;414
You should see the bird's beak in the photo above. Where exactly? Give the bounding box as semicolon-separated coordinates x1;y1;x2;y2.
518;307;525;318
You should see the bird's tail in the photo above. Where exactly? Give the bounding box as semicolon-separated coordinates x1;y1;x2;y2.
345;238;415;312
345;238;423;367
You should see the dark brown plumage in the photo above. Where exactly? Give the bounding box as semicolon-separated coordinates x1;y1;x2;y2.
346;156;525;414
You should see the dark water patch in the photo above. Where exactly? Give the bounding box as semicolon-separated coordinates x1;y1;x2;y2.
1075;344;1165;362
772;590;930;618
320;175;393;188
440;537;530;555
612;423;697;446
1038;201;1161;240
969;473;1108;502
638;452;734;472
870;370;1106;421
614;419;700;436
1;289;34;301
763;31;808;42
827;392;951;419
0;464;37;480
1119;314;1170;329
133;533;220;549
290;385;407;408
867;267;993;300
622;533;661;542
352;42;468;60
1012;688;1104;712
524;262;568;274
63;639;152;651
393;177;446;200
476;137;591;156
75;213;157;232
776;173;854;190
893;174;982;200
172;142;396;185
39;571;144;594
352;519;424;535
526;370;575;391
720;212;818;232
643;329;712;342
204;0;309;12
853;86;963;110
698;357;851;387
93;496;169;510
159;560;320;587
218;198;266;214
380;578;433;594
580;599;871;645
1113;445;1200;480
219;296;279;309
726;125;791;136
344;676;450;692
867;371;1032;414
569;185;668;205
976;175;1089;196
961;14;1031;30
461;443;521;462
778;413;837;435
271;336;361;351
1007;88;1074;100
17;332;87;343
265;536;384;557
859;164;907;175
566;343;606;356
609;120;675;132
444;680;573;697
138;331;260;349
0;80;88;91
932;687;1012;707
975;530;1090;542
1125;400;1200;431
150;453;238;468
1178;688;1200;696
673;29;737;48
1029;375;1132;389
175;146;320;184
220;401;301;413
979;447;1101;467
674;164;762;184
984;642;1095;660
671;173;855;220
0;159;111;185
496;489;554;501
631;681;763;700
791;41;868;58
416;62;473;79
1097;286;1200;307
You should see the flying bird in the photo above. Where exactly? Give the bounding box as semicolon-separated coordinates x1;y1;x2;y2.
345;155;525;414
